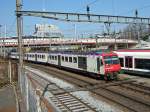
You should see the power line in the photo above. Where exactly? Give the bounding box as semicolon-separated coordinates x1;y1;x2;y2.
7;18;17;36
75;0;101;13
119;4;150;15
87;0;101;6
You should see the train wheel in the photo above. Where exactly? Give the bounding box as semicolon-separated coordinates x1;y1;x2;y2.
113;73;118;81
104;75;108;81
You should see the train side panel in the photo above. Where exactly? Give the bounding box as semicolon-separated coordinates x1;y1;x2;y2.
36;53;48;63
115;51;150;76
60;54;78;69
86;55;98;74
47;53;59;65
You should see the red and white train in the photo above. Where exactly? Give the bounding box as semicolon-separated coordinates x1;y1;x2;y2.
114;49;150;77
10;51;121;80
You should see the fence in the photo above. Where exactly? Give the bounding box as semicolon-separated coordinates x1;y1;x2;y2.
18;67;60;112
0;59;18;88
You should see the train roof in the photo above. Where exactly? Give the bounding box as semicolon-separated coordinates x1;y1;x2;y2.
116;49;150;52
47;50;117;56
11;50;118;56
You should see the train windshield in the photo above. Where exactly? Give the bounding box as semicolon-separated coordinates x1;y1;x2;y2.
104;56;119;65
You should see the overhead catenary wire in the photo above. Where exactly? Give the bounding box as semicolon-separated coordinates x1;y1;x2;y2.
118;4;150;16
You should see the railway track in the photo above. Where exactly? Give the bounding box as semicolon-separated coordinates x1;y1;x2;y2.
26;63;103;87
27;69;98;112
26;63;150;112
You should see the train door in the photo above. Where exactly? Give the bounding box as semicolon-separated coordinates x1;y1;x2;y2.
100;58;105;74
78;57;87;70
58;55;61;66
27;54;28;60
35;54;37;61
97;57;104;74
125;56;133;68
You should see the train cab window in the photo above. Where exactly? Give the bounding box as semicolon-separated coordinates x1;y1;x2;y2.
119;58;124;67
73;57;77;63
69;57;72;62
135;58;150;70
62;56;64;61
104;56;119;65
65;57;68;62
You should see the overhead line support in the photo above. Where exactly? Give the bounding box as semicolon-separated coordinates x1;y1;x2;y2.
16;0;23;93
16;11;150;24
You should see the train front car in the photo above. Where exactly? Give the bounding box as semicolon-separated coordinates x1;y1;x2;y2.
102;52;121;80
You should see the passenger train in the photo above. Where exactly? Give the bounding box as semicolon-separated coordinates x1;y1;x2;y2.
10;51;121;80
114;49;150;77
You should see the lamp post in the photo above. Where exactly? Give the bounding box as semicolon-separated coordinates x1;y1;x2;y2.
0;25;2;56
3;25;6;58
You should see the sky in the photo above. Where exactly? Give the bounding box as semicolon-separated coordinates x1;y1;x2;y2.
0;0;150;37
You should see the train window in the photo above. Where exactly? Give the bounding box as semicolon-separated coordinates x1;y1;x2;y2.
73;57;77;63
42;55;44;59
49;55;51;59
69;57;72;62
65;57;68;62
62;56;64;61
119;58;124;67
52;56;54;60
55;56;57;60
135;58;150;70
